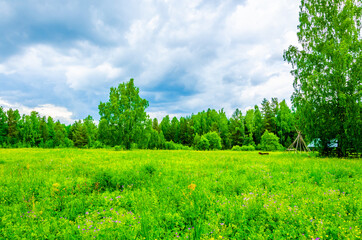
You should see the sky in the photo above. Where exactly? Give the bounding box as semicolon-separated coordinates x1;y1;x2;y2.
0;0;300;124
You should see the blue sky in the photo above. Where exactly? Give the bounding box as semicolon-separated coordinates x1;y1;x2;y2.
0;0;300;124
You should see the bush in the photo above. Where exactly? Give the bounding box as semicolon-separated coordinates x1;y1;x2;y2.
193;134;201;149
131;143;138;150
114;145;124;151
232;145;256;151
92;141;104;149
241;145;255;151
44;140;55;148
231;145;242;151
197;136;210;150
63;138;74;148
165;141;192;150
204;132;222;150
260;130;283;151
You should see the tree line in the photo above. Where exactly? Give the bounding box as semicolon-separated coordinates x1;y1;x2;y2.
0;80;296;151
1;0;360;156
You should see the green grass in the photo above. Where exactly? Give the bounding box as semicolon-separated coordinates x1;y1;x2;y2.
0;149;361;239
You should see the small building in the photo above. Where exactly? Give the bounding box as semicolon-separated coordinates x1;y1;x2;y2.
307;138;338;149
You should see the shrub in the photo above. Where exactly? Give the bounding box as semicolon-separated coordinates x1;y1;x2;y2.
241;145;255;151
131;143;138;150
165;141;192;150
92;141;104;149
260;130;283;151
193;134;201;149
140;163;157;176
204;132;222;150
197;136;210;150
232;145;242;151
44;140;55;148
232;145;256;151
165;141;177;150
63;138;74;148
114;145;124;151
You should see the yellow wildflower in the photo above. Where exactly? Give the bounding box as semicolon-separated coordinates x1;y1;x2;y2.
188;183;196;191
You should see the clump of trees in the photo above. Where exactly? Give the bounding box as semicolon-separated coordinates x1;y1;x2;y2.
284;0;361;156
0;79;297;151
2;75;359;156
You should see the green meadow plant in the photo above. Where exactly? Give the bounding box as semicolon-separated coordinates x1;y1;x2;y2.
0;149;360;239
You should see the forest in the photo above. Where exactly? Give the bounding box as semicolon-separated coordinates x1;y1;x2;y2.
0;0;361;157
0;79;294;153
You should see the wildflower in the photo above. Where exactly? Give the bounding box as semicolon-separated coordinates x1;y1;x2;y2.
86;212;89;215
188;183;196;191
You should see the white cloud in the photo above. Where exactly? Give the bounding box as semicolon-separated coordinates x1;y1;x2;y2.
66;63;122;90
0;0;301;120
1;44;122;91
0;98;75;124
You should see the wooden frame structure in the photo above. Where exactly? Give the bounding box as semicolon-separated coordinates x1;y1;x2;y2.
287;130;310;152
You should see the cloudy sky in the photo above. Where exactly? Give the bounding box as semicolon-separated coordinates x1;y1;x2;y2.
0;0;300;124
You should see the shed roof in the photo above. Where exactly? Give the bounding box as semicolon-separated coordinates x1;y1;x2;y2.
307;139;338;148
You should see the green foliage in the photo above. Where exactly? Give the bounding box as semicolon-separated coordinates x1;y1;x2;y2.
276;100;295;147
92;140;104;149
70;121;89;148
164;140;192;150
203;131;222;150
0;107;8;145
231;145;242;151
98;79;149;149
260;130;284;151
63;138;74;148
114;145;124;151
284;0;362;156
0;149;361;239
231;145;256;151
197;136;210;150
229;109;245;147
253;105;264;145
6;108;20;145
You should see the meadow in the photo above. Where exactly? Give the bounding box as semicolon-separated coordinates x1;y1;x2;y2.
0;149;360;239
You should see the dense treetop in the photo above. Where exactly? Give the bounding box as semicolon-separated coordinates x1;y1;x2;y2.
0;89;297;152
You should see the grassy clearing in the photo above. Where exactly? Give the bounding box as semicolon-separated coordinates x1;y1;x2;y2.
0;149;361;239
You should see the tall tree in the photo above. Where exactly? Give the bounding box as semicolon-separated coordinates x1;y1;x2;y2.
276;100;295;147
253;105;264;145
83;115;98;147
261;98;274;133
169;117;180;143
229;108;245;147
218;109;230;149
244;109;256;146
284;0;362;156
152;118;160;132
160;115;171;141
70;121;89;148
30;111;41;146
98;79;149;149
270;98;279;134
6;109;20;145
54;121;67;147
98;119;113;146
0;107;8;145
39;116;49;144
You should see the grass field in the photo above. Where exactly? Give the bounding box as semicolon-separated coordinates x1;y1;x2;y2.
0;149;361;239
